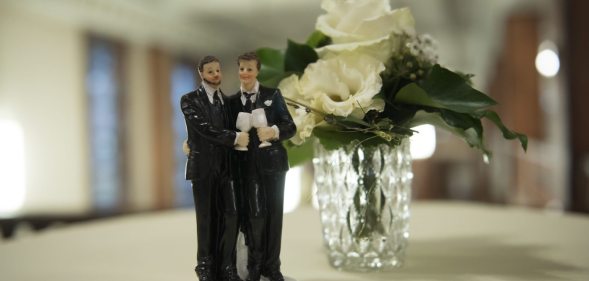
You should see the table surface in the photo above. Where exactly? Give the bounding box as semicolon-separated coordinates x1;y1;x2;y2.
1;201;588;281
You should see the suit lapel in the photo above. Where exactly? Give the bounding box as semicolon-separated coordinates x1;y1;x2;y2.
231;93;244;113
195;86;212;117
256;86;270;109
196;86;208;103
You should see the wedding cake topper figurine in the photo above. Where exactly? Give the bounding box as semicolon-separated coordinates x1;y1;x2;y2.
228;51;296;281
181;55;249;281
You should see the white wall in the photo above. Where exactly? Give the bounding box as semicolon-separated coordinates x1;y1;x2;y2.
0;4;90;215
0;4;162;215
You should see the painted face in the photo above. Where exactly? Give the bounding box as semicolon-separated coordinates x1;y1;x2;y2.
238;60;259;87
200;61;222;87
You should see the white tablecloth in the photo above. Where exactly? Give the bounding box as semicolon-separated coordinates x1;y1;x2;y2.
1;201;588;280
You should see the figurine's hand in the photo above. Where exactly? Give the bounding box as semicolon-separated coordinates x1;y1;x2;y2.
236;132;249;147
257;127;276;142
182;139;190;155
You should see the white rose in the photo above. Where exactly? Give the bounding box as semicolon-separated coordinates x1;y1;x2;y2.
279;53;386;144
300;53;385;117
279;75;321;145
291;109;321;145
279;74;305;104
316;0;415;62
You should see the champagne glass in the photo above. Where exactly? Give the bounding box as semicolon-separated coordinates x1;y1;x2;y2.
251;108;271;148
235;112;252;151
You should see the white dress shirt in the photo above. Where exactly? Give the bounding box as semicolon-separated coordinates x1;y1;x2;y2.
240;80;279;140
202;81;224;105
240;80;259;105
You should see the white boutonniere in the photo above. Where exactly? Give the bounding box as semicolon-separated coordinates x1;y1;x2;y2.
264;100;273;106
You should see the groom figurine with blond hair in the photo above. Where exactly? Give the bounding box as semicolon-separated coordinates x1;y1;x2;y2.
228;51;296;281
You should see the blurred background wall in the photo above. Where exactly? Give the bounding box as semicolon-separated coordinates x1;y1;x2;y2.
1;0;587;237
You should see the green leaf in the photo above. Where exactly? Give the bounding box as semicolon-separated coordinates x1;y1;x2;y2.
380;75;412;101
256;48;288;88
285;140;314;167
420;65;497;113
382;101;419;126
284;39;319;73
256;40;318;87
333;115;372;128
256;48;284;71
314;126;389;150
313;127;360;150
391;65;527;157
476;110;528;151
408;110;491;157
306;31;332;48
394;82;443;109
439;109;483;138
393;66;498;114
258;71;291;88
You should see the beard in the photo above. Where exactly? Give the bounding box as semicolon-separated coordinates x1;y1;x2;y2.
203;78;221;87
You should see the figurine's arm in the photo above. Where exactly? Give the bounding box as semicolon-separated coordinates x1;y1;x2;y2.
181;94;236;147
226;95;239;131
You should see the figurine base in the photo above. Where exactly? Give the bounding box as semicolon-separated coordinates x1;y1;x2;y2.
236;232;296;281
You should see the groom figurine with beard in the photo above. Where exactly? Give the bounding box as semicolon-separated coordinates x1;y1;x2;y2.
228;52;296;281
181;55;249;281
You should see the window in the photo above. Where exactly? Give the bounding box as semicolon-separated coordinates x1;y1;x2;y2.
86;37;126;212
170;60;196;207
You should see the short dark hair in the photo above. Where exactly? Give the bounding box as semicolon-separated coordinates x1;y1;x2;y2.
198;55;220;72
237;51;261;70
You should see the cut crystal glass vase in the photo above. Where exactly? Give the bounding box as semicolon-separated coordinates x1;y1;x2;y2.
313;139;413;271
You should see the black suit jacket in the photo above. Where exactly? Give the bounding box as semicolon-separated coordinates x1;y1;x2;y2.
181;86;236;180
228;85;296;174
